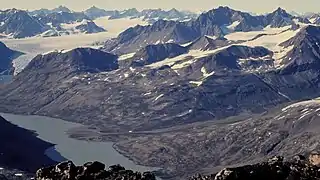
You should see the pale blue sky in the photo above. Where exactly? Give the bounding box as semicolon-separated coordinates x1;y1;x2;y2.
1;0;319;14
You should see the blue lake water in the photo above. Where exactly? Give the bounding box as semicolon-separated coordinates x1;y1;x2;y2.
0;113;159;173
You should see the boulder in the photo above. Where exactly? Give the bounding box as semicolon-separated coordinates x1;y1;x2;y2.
309;153;320;167
190;155;320;180
36;161;156;180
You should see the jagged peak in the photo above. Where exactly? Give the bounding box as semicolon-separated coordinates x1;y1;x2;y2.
216;6;232;11
168;8;180;13
202;6;233;15
270;7;292;17
4;8;27;14
86;6;103;11
52;5;71;13
56;5;69;9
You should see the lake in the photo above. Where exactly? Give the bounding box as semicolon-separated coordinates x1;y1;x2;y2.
0;113;159;173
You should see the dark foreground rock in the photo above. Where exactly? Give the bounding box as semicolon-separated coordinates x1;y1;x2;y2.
36;161;156;180
190;155;320;180
0;168;33;180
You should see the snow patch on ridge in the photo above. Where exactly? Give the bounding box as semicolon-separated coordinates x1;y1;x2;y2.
118;52;135;60
225;26;292;41
240;27;300;66
227;20;240;30
204;35;217;40
282;98;320;112
201;66;215;78
148;46;231;69
154;94;164;102
180;41;193;47
189;81;203;86
147;26;301;71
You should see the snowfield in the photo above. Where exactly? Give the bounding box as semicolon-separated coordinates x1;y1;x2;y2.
3;33;114;74
0;16;306;75
2;17;149;74
225;26;292;41
147;26;301;70
93;17;149;35
240;27;300;66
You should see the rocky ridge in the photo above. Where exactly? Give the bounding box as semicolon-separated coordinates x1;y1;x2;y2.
190;155;320;180
101;7;308;54
1;155;320;180
35;161;156;180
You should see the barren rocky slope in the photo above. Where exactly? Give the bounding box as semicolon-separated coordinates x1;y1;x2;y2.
1;7;320;180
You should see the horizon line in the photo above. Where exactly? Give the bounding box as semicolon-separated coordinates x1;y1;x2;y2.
0;5;318;16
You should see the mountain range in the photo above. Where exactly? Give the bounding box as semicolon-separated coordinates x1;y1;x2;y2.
0;6;198;38
2;5;320;180
4;5;319;39
102;7;313;54
0;8;105;38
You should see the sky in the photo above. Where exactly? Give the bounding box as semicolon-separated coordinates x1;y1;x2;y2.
1;0;319;14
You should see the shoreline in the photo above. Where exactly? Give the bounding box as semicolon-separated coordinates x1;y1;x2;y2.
0;112;162;174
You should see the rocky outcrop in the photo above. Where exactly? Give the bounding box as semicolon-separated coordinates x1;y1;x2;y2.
309;153;320;166
190;155;320;180
36;161;156;180
0;166;34;180
74;20;106;34
3;155;320;180
189;36;230;51
128;43;188;67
